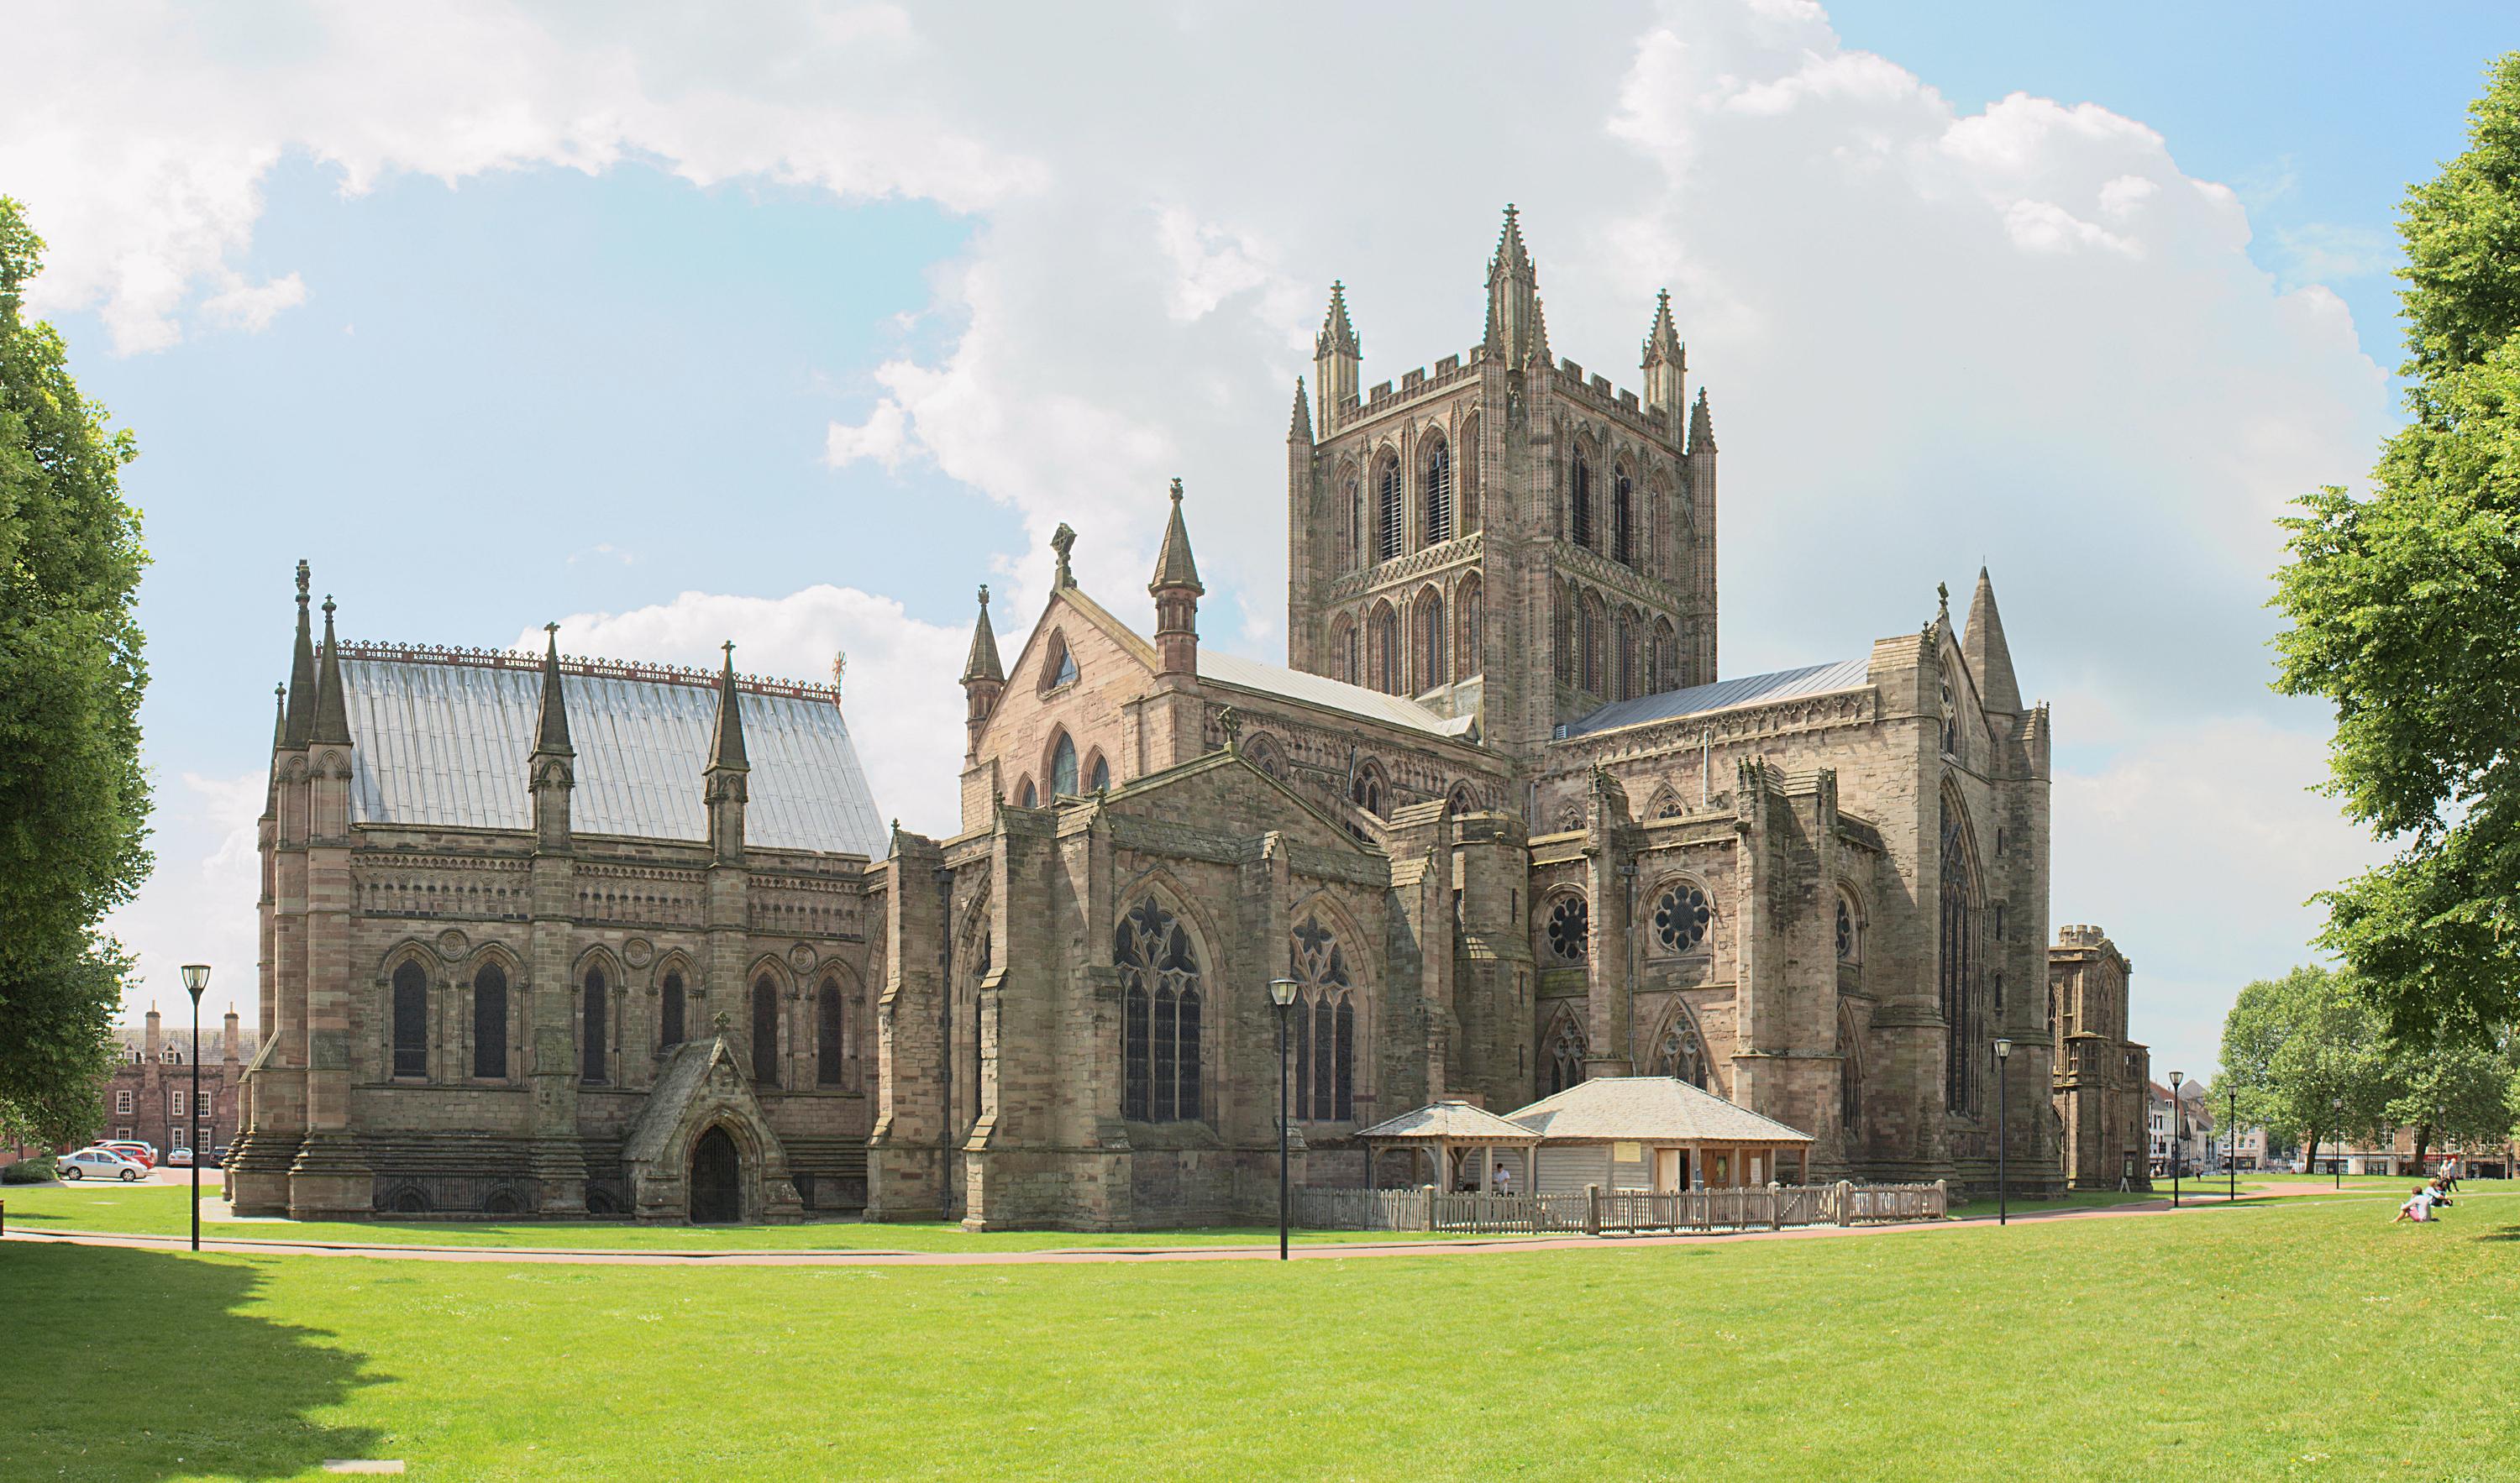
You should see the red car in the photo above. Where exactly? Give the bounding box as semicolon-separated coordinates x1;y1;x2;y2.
98;1141;156;1168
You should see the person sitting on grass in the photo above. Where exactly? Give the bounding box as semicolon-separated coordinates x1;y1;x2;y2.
2393;1187;2434;1224
2427;1175;2454;1209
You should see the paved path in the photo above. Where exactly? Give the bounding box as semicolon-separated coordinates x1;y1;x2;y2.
3;1193;2268;1267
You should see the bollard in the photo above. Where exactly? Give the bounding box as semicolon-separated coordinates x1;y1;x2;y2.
1835;1179;1855;1227
1584;1183;1601;1237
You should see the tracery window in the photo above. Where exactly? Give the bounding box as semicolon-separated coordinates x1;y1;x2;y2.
1050;732;1079;798
1544;1015;1588;1096
1376;457;1404;563
661;970;686;1049
1419;593;1446;692
581;965;608;1083
1940;675;1957;757
1653;1013;1710;1089
391;960;427;1078
1117;897;1203;1122
1288;914;1357;1122
1423;438;1452;546
1940;797;1984;1114
816;979;844;1086
1651;883;1712;954
1612;469;1634;565
753;973;780;1087
1836;899;1856;961
1351;764;1385;818
471;962;508;1079
1545;893;1589;963
1571;453;1594;549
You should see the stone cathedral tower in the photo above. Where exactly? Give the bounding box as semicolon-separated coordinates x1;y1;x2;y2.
1285;207;1719;758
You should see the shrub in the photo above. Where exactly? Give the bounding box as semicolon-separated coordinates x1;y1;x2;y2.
2;1155;59;1184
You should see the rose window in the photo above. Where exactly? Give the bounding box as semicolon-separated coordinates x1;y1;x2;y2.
1653;883;1712;953
1544;894;1589;962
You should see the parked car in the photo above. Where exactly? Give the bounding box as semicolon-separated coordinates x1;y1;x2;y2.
60;1149;149;1182
99;1140;156;1167
166;1147;194;1167
204;1145;228;1169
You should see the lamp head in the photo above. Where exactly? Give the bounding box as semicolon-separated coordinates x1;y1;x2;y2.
2169;1070;2183;1090
179;963;211;1000
1268;977;1299;1009
1993;1037;2011;1060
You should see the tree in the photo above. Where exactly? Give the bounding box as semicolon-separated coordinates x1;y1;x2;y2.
2271;54;2520;1037
2381;1030;2520;1167
0;197;150;1147
2215;967;2391;1168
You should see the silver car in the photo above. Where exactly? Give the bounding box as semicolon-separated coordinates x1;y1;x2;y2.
59;1149;147;1182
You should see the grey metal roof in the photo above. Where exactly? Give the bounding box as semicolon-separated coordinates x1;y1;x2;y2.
1507;1077;1815;1143
1557;658;1872;738
339;658;887;856
1354;1100;1542;1142
1199;650;1477;738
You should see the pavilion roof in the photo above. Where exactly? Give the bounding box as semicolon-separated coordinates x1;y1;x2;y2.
1506;1077;1814;1144
1354;1099;1540;1142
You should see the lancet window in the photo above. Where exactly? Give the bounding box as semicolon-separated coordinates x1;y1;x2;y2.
471;962;508;1080
581;964;608;1083
391;960;427;1079
1117;897;1203;1124
1423;438;1452;545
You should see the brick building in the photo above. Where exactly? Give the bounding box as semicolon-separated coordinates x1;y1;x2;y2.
236;207;2106;1227
102;1004;257;1156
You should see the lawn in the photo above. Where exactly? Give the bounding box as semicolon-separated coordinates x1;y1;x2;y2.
3;1191;2514;1480
0;1183;1478;1251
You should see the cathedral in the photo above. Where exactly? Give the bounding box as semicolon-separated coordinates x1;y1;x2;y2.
234;208;2082;1228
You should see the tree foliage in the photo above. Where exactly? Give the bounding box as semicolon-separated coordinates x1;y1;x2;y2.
2381;1030;2520;1166
0;197;150;1147
2272;53;2520;1037
2214;967;2392;1161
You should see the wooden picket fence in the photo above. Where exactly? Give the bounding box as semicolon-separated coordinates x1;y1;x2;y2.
1294;1179;1947;1235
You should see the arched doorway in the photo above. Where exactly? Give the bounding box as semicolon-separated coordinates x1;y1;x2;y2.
689;1125;742;1224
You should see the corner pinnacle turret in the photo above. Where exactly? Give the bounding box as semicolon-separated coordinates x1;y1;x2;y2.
1483;202;1546;367
1315;280;1359;360
707;641;749;774
1150;477;1204;596
282;560;317;747
533;623;574;756
1962;566;2023;713
961;584;1004;685
311;595;351;747
1289;376;1313;444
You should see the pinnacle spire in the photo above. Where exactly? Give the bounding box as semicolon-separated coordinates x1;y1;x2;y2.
1149;477;1204;595
310;595;351;746
961;584;1005;684
533;623;574;755
1961;566;2023;712
282;560;317;747
1289;376;1313;443
1485;203;1546;365
1315;280;1358;359
707;641;749;773
1642;288;1683;368
265;683;286;811
1491;202;1533;278
1688;387;1717;453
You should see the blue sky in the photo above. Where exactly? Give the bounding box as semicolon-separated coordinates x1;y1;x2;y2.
11;2;2515;1082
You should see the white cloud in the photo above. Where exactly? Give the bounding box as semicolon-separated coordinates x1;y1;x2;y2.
102;770;265;1022
824;397;912;471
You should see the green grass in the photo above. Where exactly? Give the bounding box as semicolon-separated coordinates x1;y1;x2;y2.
3;1191;2515;1480
0;1182;1479;1251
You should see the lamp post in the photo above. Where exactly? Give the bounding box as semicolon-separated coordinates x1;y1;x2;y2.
2168;1070;2185;1208
2228;1088;2238;1204
2332;1095;2344;1189
1268;976;1299;1262
180;963;210;1252
1993;1038;2011;1226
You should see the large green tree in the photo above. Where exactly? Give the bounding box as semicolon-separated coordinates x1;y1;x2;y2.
2215;967;2392;1167
0;197;150;1148
2272;54;2520;1038
2381;1029;2519;1167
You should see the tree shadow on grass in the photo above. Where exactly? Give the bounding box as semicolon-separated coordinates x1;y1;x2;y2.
2470;1224;2520;1242
0;1243;384;1480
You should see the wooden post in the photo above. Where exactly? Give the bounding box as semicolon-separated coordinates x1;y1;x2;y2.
1585;1182;1601;1237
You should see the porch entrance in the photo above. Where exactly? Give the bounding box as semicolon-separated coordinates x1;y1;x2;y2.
690;1125;742;1223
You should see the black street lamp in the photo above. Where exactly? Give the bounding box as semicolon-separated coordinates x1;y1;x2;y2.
180;962;211;1253
2332;1096;2344;1189
2168;1071;2185;1208
2228;1088;2238;1204
1269;976;1299;1261
1993;1038;2011;1226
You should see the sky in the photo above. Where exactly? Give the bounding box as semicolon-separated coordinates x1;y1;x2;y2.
6;1;2513;1082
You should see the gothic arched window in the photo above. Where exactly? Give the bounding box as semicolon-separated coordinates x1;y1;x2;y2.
1940;796;1984;1114
1419;592;1446;692
1289;914;1357;1121
1343;470;1363;571
581;965;608;1084
1333;614;1359;686
1654;1013;1710;1089
391;960;427;1079
1835;898;1856;962
661;970;686;1049
1050;732;1079;798
1614;610;1637;700
1116;897;1203;1123
1369;605;1399;694
1545;1014;1588;1096
816;979;843;1086
1089;754;1111;792
1376;455;1404;563
1612;469;1635;565
1651;883;1713;954
1352;763;1385;818
753;973;780;1087
1043;633;1079;691
471;962;507;1080
1552;585;1572;685
1423;438;1452;546
1545;893;1589;963
1456;576;1483;682
1018;778;1038;810
1458;415;1482;533
1571;452;1594;549
1577;599;1599;696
